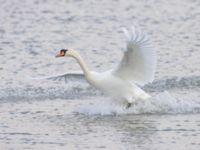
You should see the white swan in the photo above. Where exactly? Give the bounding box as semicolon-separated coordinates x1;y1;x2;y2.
50;26;156;108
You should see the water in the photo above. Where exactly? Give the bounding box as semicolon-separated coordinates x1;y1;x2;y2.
1;0;200;149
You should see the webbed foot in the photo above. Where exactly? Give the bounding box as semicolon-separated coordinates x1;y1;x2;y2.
126;103;132;109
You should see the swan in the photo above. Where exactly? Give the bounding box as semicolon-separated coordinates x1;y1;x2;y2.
48;26;156;108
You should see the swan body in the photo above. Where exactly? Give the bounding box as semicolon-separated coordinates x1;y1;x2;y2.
87;70;150;103
52;26;156;107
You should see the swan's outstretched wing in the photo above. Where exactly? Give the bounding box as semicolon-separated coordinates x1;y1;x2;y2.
113;26;156;85
33;71;85;83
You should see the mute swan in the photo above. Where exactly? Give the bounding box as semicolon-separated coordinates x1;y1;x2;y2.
50;26;156;108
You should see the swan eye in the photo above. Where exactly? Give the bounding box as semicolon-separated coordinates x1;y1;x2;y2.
60;49;68;56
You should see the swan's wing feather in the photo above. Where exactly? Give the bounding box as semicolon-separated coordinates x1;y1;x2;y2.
33;71;85;83
113;26;156;85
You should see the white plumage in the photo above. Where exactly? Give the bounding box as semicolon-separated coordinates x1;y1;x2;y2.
114;27;156;85
42;26;157;108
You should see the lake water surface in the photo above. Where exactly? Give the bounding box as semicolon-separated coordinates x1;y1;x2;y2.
0;0;200;149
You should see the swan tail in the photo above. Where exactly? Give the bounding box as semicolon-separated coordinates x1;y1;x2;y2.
128;85;151;103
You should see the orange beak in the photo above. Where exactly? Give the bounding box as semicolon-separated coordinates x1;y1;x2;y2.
55;51;65;57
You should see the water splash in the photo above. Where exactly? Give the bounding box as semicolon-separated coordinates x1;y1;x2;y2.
0;76;200;115
76;91;200;115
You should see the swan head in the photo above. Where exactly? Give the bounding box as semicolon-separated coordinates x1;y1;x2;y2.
56;49;76;57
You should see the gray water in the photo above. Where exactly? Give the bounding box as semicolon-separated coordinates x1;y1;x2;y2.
1;0;200;149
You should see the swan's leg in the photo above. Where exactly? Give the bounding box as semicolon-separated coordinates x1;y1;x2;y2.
120;96;133;109
125;96;135;109
126;102;132;109
125;92;151;109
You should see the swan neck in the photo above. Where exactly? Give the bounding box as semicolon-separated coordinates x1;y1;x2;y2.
73;53;91;78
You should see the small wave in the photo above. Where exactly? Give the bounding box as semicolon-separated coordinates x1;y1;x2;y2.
0;83;100;102
144;75;200;92
0;76;200;102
